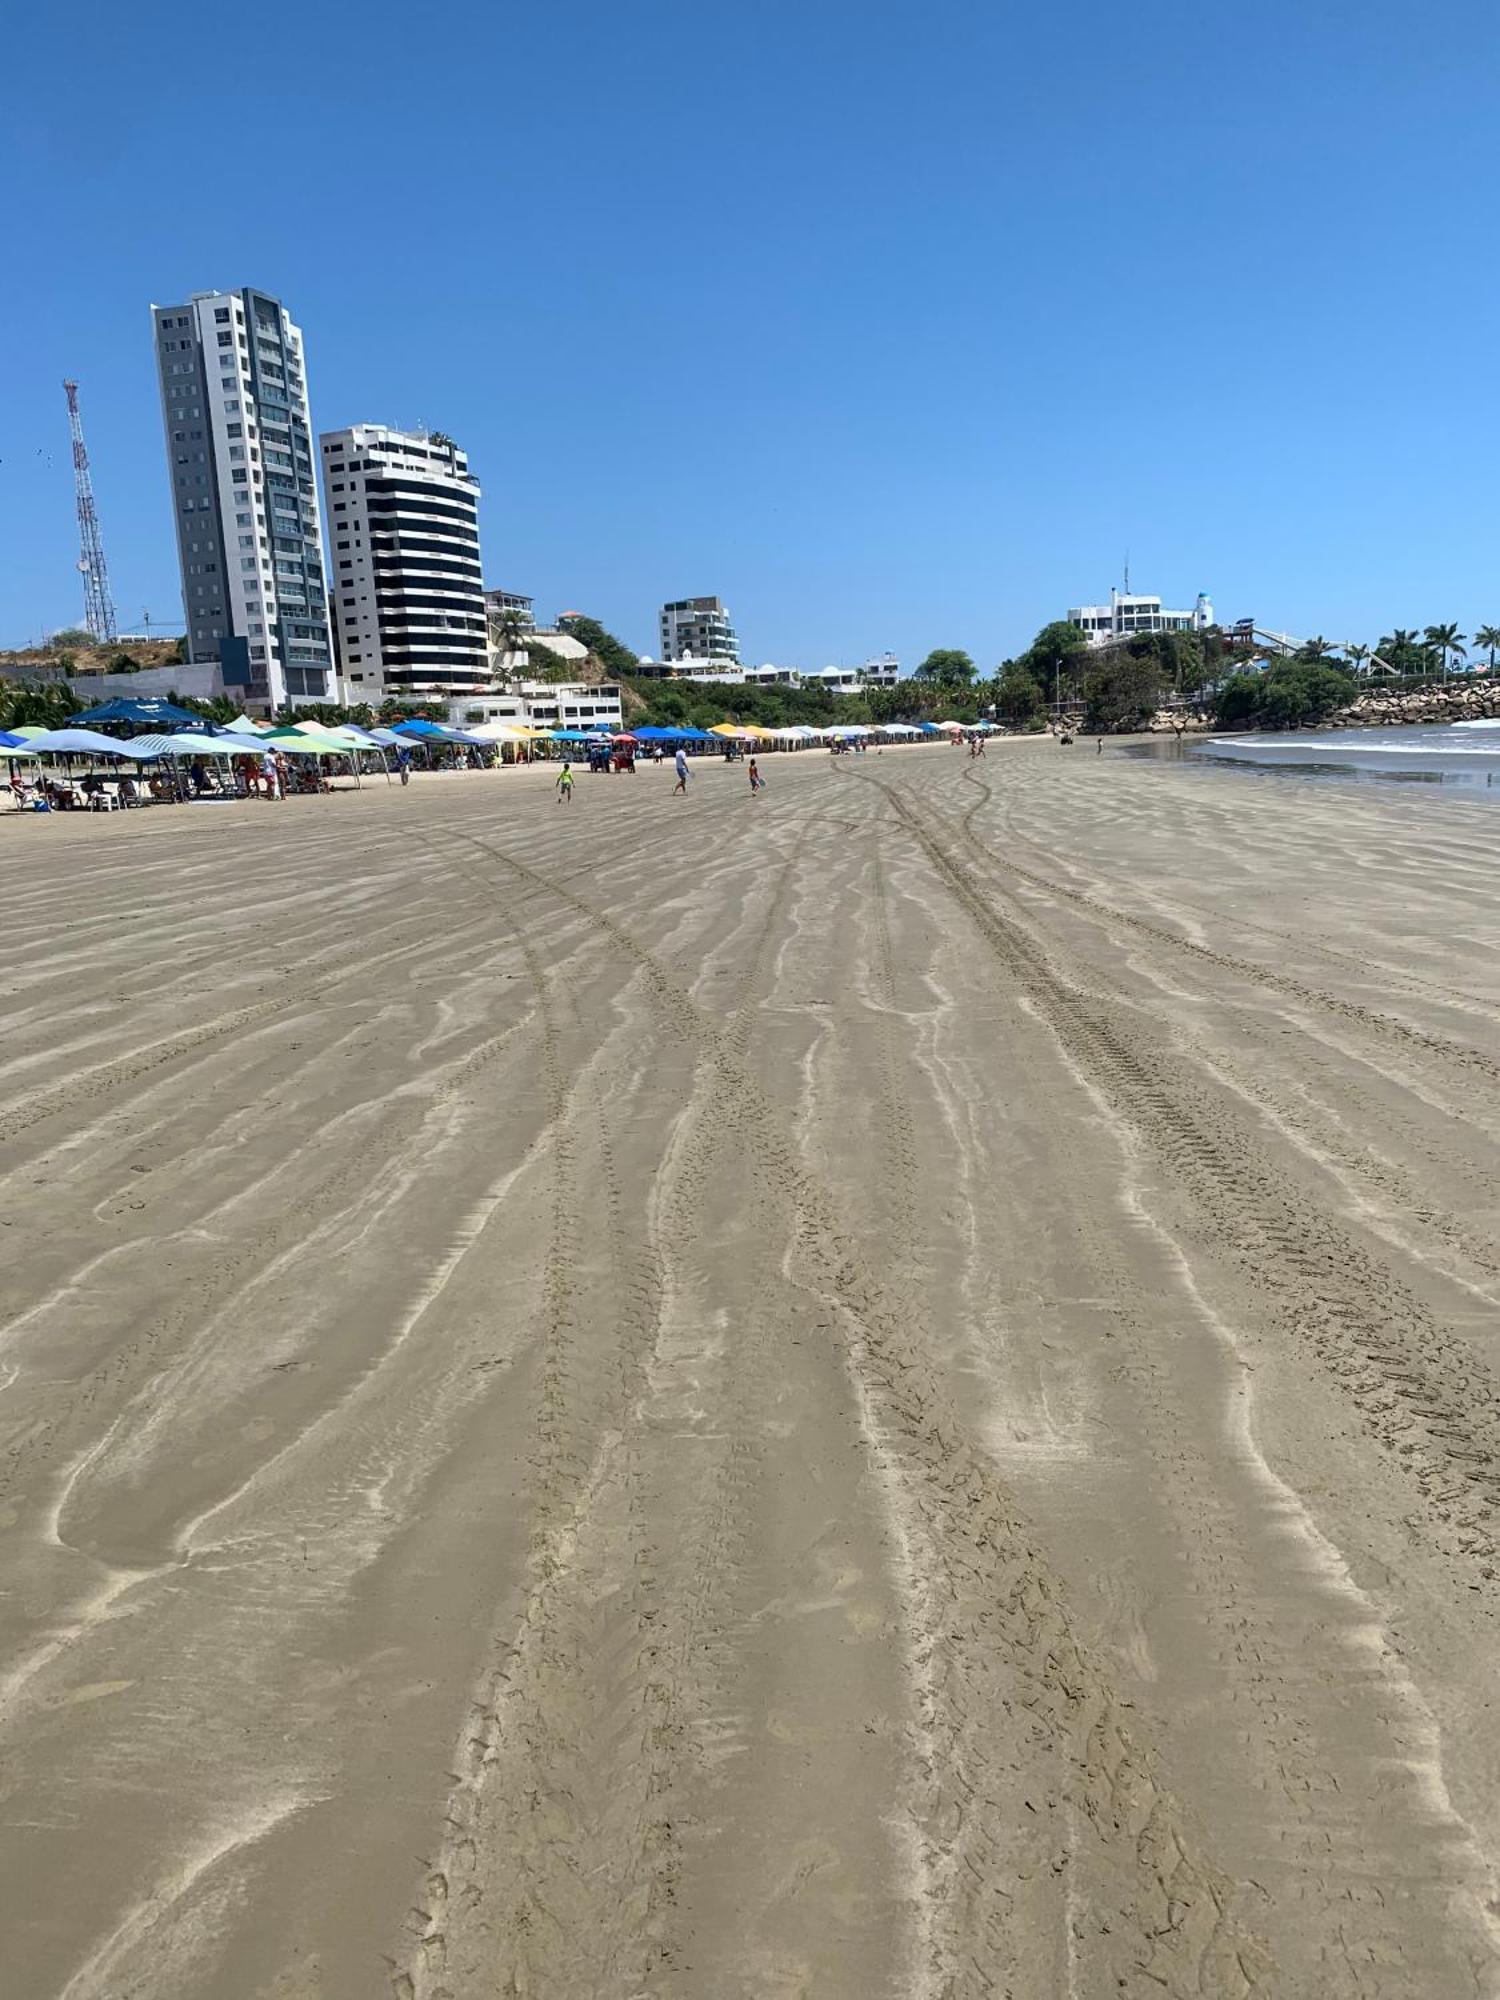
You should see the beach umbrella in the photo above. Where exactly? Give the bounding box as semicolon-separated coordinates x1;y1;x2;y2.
125;731;267;758
611;732;639;744
20;728;169;757
66;697;203;728
263;729;349;756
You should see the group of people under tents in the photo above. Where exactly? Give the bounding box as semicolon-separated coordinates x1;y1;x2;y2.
3;696;994;815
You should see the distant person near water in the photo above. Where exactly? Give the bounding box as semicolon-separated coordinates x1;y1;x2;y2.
673;747;689;795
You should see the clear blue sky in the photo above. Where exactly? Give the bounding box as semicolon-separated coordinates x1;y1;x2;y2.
3;0;1496;667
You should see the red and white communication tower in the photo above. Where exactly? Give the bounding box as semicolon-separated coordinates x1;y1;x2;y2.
63;378;117;644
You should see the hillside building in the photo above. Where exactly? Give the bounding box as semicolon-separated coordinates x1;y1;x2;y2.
660;596;739;664
1067;589;1214;649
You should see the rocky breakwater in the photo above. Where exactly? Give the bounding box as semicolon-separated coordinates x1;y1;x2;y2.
1335;681;1500;727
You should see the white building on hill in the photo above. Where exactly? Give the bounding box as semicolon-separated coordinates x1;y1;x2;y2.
660;596;739;664
449;682;624;733
1067;589;1213;649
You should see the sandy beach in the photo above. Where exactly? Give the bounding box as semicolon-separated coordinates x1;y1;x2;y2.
4;737;1500;1997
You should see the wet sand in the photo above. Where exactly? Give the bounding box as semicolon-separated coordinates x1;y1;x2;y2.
3;740;1500;1997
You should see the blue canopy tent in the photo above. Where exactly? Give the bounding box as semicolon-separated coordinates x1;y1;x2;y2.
391;719;487;746
919;721;945;735
634;725;714;742
67;697;204;729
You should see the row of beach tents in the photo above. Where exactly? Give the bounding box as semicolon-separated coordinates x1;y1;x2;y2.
1;698;476;768
1;695;996;772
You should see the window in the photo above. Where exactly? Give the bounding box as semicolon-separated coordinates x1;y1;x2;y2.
226;423;242;439
236;512;251;528
217;331;233;347
215;307;230;322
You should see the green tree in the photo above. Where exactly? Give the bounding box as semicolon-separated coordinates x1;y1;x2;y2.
1344;643;1371;676
47;627;93;650
1020;620;1090;704
992;658;1045;724
525;640;576;684
1084;648;1164;733
0;679;79;730
1298;635;1332;662
913;649;976;687
1474;625;1500;672
555;614;641;681
1424;623;1466;678
1212;661;1356;730
1213;672;1264;726
1375;629;1428;677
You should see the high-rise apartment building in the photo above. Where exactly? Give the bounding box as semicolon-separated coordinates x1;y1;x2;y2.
659;595;739;664
320;426;488;701
151;288;334;708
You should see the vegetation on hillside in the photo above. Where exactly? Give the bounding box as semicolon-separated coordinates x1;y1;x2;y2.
1084;650;1166;733
1213;660;1357;730
991;658;1046;727
913;648;976;687
554;615;642;682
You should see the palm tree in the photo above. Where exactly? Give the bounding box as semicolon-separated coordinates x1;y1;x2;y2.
1301;634;1332;661
1473;624;1500;673
1424;623;1466;681
1344;643;1371;676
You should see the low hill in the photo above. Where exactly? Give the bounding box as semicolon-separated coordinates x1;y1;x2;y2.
0;639;186;680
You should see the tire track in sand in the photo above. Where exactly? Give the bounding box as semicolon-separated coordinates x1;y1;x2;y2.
391;824;813;1998
876;778;1500;1579
397;825;1273;1998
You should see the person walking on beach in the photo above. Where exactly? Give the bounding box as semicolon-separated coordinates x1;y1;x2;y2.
673;746;689;796
555;760;575;804
748;756;763;795
396;746;411;786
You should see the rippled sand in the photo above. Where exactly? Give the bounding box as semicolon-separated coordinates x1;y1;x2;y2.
3;742;1500;1997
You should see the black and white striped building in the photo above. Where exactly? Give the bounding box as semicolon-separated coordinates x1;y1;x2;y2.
320;426;489;700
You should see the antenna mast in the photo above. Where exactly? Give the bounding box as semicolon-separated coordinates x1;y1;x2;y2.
63;379;117;644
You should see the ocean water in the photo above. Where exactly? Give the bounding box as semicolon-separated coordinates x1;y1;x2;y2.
1130;722;1500;796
